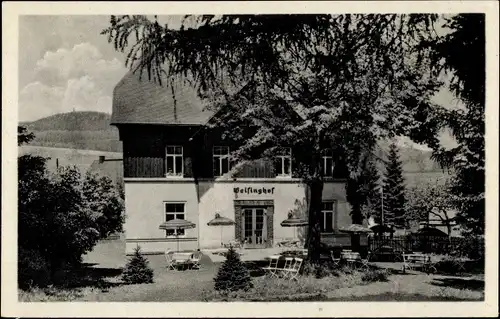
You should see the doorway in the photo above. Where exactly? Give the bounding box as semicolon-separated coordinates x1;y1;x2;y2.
242;207;267;248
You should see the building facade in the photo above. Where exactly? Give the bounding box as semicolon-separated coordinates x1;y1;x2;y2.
112;72;354;255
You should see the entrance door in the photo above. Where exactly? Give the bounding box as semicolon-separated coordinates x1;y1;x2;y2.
242;208;267;248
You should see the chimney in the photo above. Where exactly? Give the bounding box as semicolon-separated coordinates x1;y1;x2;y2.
99;156;105;163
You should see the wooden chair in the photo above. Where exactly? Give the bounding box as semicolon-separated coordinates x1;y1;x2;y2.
262;255;281;278
189;251;202;270
330;251;341;267
165;250;176;270
402;253;414;272
282;257;303;281
359;251;372;271
280;257;294;278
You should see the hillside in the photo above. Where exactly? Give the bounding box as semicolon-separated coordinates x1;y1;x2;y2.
20;111;122;152
23;111;114;131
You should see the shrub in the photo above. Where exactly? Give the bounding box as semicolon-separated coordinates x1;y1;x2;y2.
214;246;253;292
434;256;465;275
18;248;51;289
18;146;124;289
361;269;389;282
454;236;484;260
121;246;154;284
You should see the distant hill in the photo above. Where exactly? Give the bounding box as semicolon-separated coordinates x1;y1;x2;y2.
23;111;114;131
20;111;122;152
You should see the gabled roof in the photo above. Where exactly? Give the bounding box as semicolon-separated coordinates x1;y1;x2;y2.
111;71;214;125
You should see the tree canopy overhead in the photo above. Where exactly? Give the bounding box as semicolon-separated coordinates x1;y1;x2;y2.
102;14;442;172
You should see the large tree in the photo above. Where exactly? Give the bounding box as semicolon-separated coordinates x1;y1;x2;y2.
410;14;485;236
103;14;442;261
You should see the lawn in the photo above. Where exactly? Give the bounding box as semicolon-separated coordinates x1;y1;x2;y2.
18;239;485;302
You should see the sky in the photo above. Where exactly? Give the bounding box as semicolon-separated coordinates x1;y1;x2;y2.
18;14;463;150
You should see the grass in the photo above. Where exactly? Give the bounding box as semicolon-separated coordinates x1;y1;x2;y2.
19;239;485;302
202;271;366;301
326;292;483;301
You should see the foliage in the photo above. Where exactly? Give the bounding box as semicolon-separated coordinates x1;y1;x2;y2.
361;269;389;282
18;125;35;146
121;247;154;284
214;246;253;292
347;153;382;224
18;128;124;288
453;235;485;260
409;14;485;236
405;177;455;235
103;14;443;261
382;143;407;228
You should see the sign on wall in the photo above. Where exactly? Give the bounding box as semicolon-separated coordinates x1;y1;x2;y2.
233;186;275;195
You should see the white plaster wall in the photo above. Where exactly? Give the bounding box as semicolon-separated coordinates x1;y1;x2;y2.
124;182;200;254
124;179;349;252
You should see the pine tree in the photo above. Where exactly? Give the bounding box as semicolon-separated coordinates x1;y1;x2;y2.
214;246;253;292
383;143;407;229
122;246;154;284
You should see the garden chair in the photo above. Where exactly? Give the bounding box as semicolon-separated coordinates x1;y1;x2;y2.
262;255;281;279
330;251;341;267
165;250;176;270
280;257;294;278
282;257;303;281
402;253;414;273
189;251;203;270
359;251;372;271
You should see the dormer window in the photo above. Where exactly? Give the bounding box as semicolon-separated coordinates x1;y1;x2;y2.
322;154;334;177
213;146;230;177
166;145;183;177
275;147;292;177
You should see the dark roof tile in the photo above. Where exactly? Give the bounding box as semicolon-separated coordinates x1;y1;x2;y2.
111;71;213;125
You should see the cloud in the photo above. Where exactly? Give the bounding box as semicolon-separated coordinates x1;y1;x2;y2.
19;42;128;122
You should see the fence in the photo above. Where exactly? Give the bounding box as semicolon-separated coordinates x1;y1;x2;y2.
367;235;484;258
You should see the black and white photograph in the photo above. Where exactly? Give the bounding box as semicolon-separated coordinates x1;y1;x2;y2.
2;1;498;317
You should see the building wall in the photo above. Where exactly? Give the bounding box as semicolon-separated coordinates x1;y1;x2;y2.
124;178;349;254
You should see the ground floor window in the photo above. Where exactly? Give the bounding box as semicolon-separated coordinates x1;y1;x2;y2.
164;202;185;237
320;201;336;233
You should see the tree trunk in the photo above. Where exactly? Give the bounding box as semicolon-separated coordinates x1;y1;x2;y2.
306;179;324;263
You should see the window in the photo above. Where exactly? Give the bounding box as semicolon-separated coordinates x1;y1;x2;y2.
213;146;230;177
166;146;183;176
275;147;292;177
164;203;185;237
322;155;334;177
320;201;335;233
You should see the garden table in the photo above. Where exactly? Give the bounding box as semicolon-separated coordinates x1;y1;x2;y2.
341;251;361;268
172;252;195;270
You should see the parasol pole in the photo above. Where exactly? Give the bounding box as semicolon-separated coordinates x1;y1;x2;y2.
177;227;180;252
221;226;223;247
